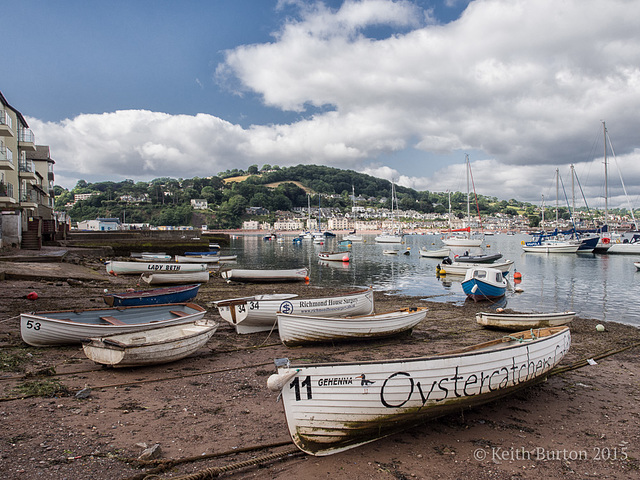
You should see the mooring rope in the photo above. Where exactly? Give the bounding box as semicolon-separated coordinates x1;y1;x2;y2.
121;441;296;480
159;446;302;480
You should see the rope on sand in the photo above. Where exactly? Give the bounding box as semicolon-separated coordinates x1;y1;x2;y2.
549;340;640;377
122;443;300;480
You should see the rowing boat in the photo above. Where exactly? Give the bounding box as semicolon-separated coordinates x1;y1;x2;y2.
102;284;201;307
105;261;206;275
20;303;207;347
82;319;217;367
220;267;309;283
215;287;375;334
267;326;571;455
277;307;428;346
140;271;210;285
476;311;575;331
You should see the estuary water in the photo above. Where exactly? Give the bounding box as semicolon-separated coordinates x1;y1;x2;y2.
224;232;640;328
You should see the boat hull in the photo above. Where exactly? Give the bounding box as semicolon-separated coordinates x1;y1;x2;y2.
20;303;207;347
318;251;351;262
476;311;575;331
277;307;428;346
221;268;309;283
418;248;450;258
215;288;375;334
140;271;210;285
437;260;514;276
105;261;207;275
268;327;571;456
374;234;404;243
103;284;201;307
461;279;506;301
606;243;640;254
82;320;217;367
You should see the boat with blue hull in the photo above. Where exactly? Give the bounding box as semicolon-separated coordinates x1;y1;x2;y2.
103;284;201;307
461;266;507;302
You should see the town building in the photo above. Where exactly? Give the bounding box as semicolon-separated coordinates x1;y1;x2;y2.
0;91;66;248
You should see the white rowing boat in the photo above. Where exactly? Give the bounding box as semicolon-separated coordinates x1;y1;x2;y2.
476;311;575;331
277;307;428;346
82;319;218;367
220;267;309;283
215;287;375;334
318;251;351;262
140;271;210;285
418;247;450;258
106;261;206;275
175;255;220;264
20;303;207;347
267;326;571;456
437;259;514;276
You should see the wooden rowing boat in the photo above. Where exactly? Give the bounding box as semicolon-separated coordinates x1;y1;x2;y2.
220;267;309;283
20;303;207;347
267;326;571;455
102;284;201;307
215;287;375;334
277;307;428;346
476;311;575;331
105;261;206;275
82;319;218;367
140;271;210;285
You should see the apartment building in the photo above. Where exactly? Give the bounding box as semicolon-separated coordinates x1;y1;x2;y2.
0;91;61;248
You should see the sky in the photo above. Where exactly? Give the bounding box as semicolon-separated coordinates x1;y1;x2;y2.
2;0;640;211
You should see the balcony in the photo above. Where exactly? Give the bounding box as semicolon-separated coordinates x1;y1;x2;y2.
48;163;55;181
20;187;40;208
19;158;37;180
0;110;14;137
0;144;15;170
0;181;17;206
18;127;36;151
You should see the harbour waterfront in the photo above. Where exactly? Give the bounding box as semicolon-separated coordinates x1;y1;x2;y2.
226;232;640;327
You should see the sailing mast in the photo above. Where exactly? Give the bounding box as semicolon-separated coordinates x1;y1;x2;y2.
603;121;608;232
466;154;471;238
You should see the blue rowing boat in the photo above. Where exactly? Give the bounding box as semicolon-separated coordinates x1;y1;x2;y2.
103;284;201;307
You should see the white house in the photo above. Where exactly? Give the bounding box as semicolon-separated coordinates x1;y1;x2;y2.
190;199;208;210
76;218;121;231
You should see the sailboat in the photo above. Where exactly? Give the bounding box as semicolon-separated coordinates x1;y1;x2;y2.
596;121;640;253
375;180;404;243
343;185;363;242
522;170;581;253
442;155;484;247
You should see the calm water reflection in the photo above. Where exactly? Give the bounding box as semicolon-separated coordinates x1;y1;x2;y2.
224;233;640;327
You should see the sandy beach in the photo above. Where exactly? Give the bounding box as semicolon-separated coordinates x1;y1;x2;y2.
0;247;639;479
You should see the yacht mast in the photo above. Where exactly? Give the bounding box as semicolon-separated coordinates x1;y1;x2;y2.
603;121;608;229
465;154;470;236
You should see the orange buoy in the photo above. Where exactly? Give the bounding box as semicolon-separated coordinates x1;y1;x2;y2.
513;271;522;280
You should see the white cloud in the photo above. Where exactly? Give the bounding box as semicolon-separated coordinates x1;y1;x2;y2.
29;0;640;210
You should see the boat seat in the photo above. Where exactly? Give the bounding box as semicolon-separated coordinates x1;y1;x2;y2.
100;316;126;326
170;310;190;317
